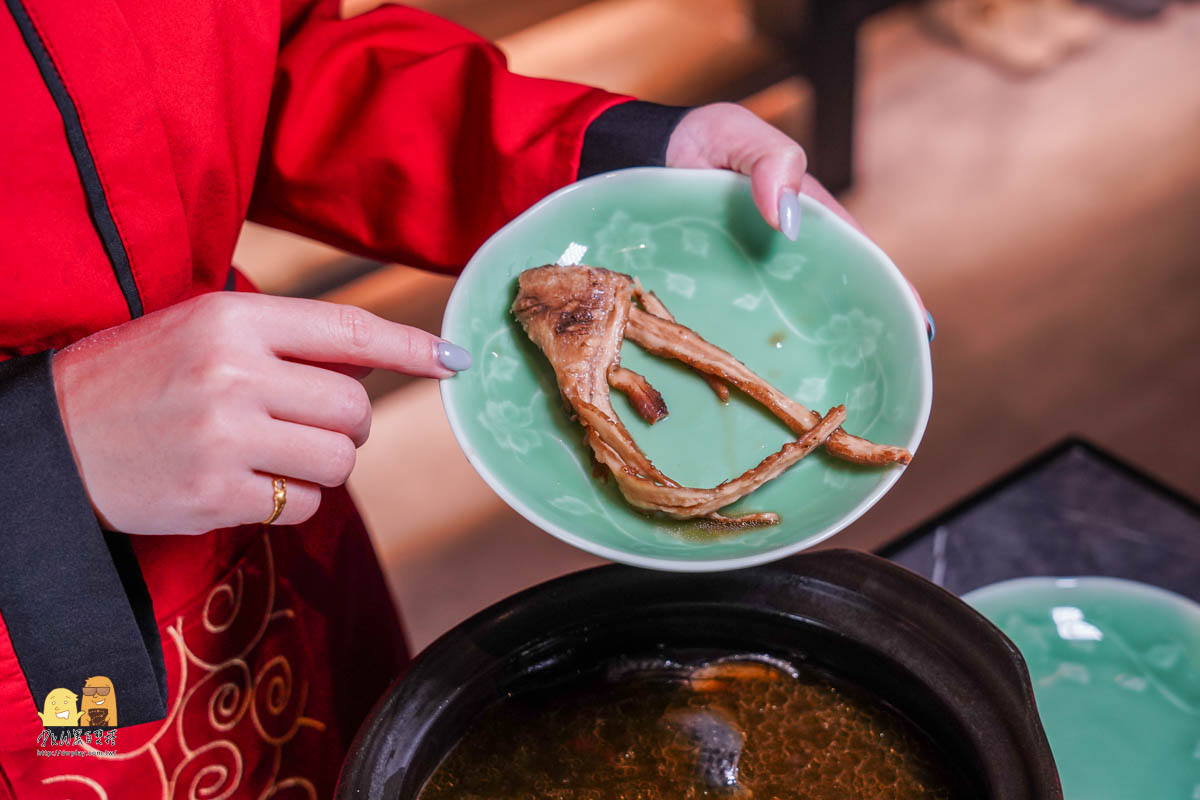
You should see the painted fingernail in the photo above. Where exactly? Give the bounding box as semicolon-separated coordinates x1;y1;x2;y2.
779;189;801;241
925;310;936;343
437;341;473;372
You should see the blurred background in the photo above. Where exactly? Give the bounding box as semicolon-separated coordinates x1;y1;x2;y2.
235;0;1200;651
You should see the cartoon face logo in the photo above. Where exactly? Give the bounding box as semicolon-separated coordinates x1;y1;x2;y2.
80;676;117;727
38;688;81;727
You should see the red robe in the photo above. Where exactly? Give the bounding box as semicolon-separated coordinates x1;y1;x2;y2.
0;0;641;796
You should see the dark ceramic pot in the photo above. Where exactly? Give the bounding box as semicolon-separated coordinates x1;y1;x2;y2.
336;549;1061;799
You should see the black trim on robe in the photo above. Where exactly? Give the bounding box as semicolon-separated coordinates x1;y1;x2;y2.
4;0;143;319
0;352;167;729
578;100;692;179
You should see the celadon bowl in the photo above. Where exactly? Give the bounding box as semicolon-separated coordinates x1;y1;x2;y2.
965;577;1200;800
440;168;932;570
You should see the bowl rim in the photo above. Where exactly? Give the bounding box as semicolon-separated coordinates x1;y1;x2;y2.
439;167;933;572
964;575;1200;619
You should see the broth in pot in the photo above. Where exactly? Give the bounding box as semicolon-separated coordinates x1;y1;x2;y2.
418;655;956;799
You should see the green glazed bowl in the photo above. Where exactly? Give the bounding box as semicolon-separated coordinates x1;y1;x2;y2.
965;577;1200;800
440;168;931;570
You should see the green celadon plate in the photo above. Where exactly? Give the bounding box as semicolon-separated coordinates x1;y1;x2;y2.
965;577;1200;800
440;168;932;570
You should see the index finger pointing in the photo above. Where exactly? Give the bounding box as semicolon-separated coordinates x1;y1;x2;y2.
255;296;471;378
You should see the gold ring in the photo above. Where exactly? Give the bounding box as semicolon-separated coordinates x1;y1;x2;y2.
262;477;287;525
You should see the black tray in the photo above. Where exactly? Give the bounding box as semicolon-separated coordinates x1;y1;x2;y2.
875;438;1200;601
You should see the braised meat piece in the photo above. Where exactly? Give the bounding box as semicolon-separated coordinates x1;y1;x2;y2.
512;265;911;525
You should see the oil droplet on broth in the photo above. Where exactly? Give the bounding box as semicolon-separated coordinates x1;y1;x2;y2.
417;658;958;800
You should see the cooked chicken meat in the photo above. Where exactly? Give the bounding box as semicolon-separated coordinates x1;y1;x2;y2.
511;265;911;525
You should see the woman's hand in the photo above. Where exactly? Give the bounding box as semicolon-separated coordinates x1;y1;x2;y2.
52;292;472;535
666;103;931;331
667;102;823;239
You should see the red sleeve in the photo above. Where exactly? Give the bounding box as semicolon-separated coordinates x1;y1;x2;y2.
248;1;631;274
0;619;40;753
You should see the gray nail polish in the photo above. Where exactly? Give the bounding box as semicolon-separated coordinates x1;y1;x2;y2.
437;341;473;372
779;190;801;241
